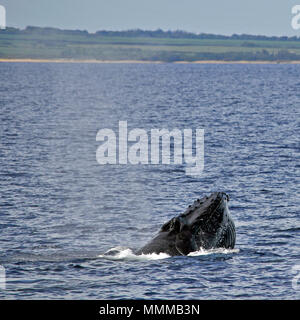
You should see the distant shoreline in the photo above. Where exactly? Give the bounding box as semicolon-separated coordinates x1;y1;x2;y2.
2;27;300;63
1;58;300;64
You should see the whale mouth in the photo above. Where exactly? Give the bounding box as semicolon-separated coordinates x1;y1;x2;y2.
178;192;233;249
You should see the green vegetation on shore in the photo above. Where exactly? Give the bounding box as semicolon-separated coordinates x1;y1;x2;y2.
1;26;300;62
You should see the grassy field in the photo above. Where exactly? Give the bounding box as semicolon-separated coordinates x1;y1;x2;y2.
1;27;300;62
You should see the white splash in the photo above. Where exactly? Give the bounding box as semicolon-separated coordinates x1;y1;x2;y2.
188;248;240;256
98;246;239;261
98;247;170;261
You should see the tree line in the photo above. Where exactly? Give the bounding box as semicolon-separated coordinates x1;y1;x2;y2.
2;26;300;42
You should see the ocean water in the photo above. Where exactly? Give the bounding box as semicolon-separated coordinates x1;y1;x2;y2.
0;62;299;299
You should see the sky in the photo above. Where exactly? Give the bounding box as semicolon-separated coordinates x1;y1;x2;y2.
1;0;300;36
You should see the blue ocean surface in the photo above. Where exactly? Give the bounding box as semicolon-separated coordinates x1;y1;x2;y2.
0;62;299;299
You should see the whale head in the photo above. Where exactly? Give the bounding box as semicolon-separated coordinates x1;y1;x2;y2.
161;192;236;255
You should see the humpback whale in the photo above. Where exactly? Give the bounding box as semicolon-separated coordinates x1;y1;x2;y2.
136;192;236;256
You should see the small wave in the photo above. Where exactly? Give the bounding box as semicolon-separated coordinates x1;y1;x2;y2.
98;247;170;261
